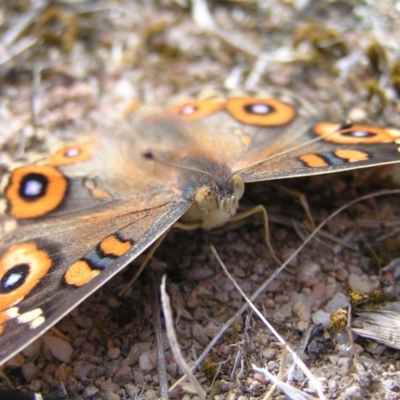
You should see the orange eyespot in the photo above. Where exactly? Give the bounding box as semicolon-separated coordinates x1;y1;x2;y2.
170;99;225;120
0;243;53;311
6;166;68;219
314;122;400;144
46;141;96;166
225;97;296;126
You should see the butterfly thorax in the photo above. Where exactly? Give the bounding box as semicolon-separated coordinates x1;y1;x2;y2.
178;157;244;230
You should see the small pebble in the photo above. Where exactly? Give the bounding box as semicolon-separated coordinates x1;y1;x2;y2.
123;342;152;366
139;348;157;372
114;365;133;386
343;385;364;400
262;348;276;360
73;315;93;330
253;372;266;384
293;301;311;322
273;302;293;322
74;361;96;379
106;390;121;400
325;293;349;313
219;380;235;392
82;385;99;398
311;282;327;300
22;362;37;382
100;378;119;393
124;383;140;398
249;380;262;391
28;379;42;392
298;262;322;287
312;310;331;329
22;339;41;357
336;267;349;282
42;335;73;363
133;370;145;385
107;347;121;360
348;273;374;292
55;364;69;380
192;324;209;346
233;265;246;278
297;320;309;331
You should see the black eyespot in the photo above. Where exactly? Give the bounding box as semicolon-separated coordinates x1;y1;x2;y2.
342;130;377;138
19;173;48;201
1;264;30;293
244;103;273;115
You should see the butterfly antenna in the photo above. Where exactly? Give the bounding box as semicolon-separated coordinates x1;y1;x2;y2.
142;150;215;177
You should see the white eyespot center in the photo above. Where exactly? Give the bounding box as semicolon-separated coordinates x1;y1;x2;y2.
250;104;271;115
24;180;43;196
348;130;369;137
65;148;80;157
180;105;196;115
3;271;22;289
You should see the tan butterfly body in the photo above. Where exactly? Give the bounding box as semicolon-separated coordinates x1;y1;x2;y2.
0;89;399;365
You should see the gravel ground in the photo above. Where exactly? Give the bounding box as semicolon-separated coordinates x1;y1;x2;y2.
0;1;400;399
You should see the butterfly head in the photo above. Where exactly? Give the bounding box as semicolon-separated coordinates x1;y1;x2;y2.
179;157;244;230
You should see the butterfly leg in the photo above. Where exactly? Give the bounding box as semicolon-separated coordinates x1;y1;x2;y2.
119;231;170;295
229;205;282;265
271;183;316;231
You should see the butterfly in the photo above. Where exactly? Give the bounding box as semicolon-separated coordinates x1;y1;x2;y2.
0;87;399;366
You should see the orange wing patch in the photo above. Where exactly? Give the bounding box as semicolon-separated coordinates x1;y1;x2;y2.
64;260;101;287
299;154;329;168
334;149;369;163
98;235;133;258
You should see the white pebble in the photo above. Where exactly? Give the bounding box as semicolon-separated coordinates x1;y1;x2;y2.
348;273;374;292
324;293;349;313
42;335;73;363
139;348;157;372
312;310;331;329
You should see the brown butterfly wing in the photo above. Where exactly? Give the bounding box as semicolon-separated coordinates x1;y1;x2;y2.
167;95;400;181
0;133;191;364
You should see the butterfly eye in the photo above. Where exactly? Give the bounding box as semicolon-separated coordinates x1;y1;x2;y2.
6;166;68;219
46;142;95;166
232;175;244;200
314;122;400;144
170;99;224;121
225;97;296;126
